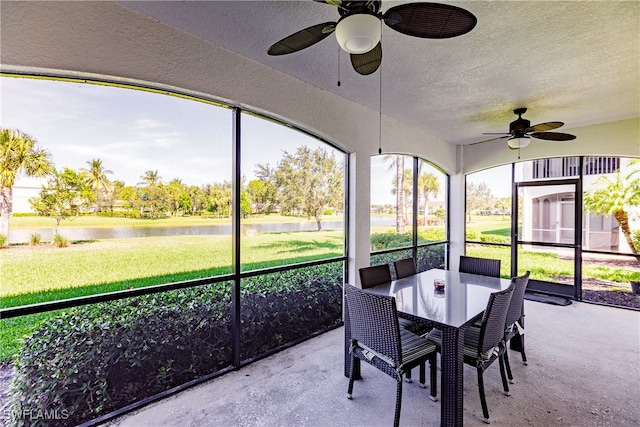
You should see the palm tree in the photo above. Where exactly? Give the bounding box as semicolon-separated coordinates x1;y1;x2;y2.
81;159;113;192
384;155;406;233
0;128;54;242
138;170;163;218
80;158;113;211
584;159;640;254
140;170;161;186
418;171;440;225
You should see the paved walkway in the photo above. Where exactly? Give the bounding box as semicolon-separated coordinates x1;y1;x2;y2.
108;301;640;426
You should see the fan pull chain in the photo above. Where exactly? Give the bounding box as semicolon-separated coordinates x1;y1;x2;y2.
378;28;383;155
337;46;341;87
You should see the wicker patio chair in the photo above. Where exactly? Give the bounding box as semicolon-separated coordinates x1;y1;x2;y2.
359;264;430;337
359;264;393;289
466;272;530;385
427;283;515;423
459;255;501;278
503;271;531;382
345;284;438;427
393;257;417;279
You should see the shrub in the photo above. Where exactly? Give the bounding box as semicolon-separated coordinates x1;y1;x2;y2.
370;231;412;250
417;228;445;241
370;244;446;274
633;229;640;253
240;264;343;359
0;234;6;248
29;233;41;246
8;285;232;426
8;263;343;426
96;210;141;218
417;244;446;270
480;234;510;244
465;227;481;241
52;234;69;248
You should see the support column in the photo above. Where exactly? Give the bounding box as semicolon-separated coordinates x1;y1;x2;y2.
348;151;371;287
448;172;466;271
345;151;371;378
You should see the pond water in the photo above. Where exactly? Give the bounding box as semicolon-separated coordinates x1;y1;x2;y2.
7;220;354;244
7;217;399;244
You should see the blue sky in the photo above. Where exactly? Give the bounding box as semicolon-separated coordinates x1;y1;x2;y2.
0;76;327;188
466;164;511;199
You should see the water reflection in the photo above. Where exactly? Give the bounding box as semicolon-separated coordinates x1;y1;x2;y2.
8;220;348;244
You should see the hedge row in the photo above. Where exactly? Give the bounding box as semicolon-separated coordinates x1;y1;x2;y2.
8;263;343;426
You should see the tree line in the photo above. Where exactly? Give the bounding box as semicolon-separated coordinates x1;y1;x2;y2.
0;128;344;242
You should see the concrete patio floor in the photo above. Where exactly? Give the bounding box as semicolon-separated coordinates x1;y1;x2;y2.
107;300;639;426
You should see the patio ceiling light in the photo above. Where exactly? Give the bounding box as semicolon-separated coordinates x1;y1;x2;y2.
508;136;531;149
335;14;381;54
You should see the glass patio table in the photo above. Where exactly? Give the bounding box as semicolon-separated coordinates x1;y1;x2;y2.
345;268;511;427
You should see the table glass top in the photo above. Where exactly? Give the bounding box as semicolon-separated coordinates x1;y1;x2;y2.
371;269;511;328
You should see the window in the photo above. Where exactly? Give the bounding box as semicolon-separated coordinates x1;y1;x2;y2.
2;77;234;307
240;112;345;271
370;155;447;272
464;164;512;277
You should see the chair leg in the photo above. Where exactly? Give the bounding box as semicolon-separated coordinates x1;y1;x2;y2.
394;378;403;427
477;368;490;423
405;367;413;382
517;318;527;365
429;354;438;401
347;355;356;399
503;349;514;384
419;363;427;388
499;356;510;396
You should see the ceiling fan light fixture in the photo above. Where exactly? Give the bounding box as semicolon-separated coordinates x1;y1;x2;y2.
335;14;381;54
508;136;531;149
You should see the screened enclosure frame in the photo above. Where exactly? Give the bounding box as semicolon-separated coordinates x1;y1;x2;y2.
465;157;640;304
0;72;351;425
370;155;451;270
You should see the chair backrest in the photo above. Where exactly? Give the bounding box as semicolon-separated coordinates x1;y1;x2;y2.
505;271;530;328
345;283;401;364
393;258;417;279
459;255;501;278
359;264;392;289
477;283;514;355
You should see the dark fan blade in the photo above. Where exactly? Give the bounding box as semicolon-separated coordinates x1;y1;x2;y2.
469;135;511;145
351;42;382;75
526;121;564;132
530;132;576;141
267;22;336;56
382;2;477;39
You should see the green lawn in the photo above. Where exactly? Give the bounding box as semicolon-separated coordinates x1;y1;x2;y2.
0;228;344;361
466;215;512;236
1;230;344;304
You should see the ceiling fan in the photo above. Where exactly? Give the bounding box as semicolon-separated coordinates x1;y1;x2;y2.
475;108;577;149
266;0;477;75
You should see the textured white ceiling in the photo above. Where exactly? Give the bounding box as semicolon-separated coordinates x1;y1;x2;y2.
120;0;639;146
